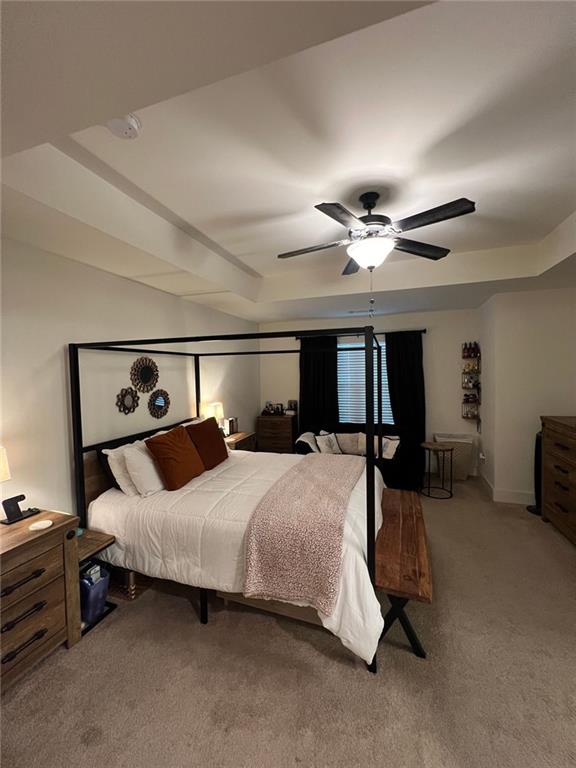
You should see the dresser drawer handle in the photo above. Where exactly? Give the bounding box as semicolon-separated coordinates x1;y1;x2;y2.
554;442;571;452
1;601;47;634
0;568;46;598
554;502;569;514
1;628;48;665
554;481;570;493
553;464;569;475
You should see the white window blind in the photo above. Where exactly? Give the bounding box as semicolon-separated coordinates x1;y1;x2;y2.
337;339;394;424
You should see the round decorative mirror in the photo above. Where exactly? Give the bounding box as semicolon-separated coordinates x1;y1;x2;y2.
116;387;140;415
148;389;170;419
130;356;159;393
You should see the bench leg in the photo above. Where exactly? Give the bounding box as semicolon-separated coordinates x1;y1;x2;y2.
381;595;426;659
397;609;426;658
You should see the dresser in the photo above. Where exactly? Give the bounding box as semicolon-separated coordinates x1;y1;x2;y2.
256;415;297;453
541;416;576;545
0;511;81;688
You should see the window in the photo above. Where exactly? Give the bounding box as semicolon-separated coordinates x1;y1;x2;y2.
337;339;394;424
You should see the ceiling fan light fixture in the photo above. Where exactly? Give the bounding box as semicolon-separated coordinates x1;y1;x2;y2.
347;237;395;269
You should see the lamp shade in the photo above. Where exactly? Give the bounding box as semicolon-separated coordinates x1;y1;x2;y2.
347;237;395;269
0;446;11;483
202;401;224;421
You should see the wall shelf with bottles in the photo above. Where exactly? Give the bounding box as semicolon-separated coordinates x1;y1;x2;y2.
462;342;481;431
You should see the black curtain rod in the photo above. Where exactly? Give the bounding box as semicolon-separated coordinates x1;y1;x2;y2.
72;326;373;349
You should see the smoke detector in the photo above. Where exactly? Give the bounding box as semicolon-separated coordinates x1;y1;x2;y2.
106;113;142;139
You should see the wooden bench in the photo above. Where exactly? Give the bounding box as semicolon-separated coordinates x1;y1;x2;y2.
372;488;432;665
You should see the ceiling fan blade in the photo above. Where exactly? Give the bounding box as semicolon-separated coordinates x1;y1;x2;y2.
315;202;365;230
394;238;450;261
342;258;360;276
277;239;350;259
394;198;475;233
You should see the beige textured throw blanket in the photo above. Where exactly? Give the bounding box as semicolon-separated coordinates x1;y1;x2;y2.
244;453;366;616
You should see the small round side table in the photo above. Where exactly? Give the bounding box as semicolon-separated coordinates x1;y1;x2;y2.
421;442;457;499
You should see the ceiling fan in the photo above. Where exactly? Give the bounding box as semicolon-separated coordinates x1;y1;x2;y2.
277;192;476;275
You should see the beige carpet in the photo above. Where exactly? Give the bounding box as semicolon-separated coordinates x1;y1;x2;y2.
2;480;575;768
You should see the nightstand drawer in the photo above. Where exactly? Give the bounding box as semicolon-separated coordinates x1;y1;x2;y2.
1;577;66;664
0;546;63;611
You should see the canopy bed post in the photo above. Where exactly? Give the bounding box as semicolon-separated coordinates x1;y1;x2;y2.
364;326;377;673
194;354;201;418
68;343;87;528
376;339;383;460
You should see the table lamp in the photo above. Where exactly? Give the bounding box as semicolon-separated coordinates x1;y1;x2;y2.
0;446;40;525
201;401;224;427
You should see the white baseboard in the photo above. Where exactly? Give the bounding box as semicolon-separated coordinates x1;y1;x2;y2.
493;488;534;506
478;473;494;498
478;474;534;506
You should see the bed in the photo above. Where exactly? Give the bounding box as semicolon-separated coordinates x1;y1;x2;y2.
70;326;386;672
89;449;385;664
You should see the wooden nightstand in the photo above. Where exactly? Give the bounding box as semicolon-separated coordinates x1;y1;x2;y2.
78;529;115;564
0;510;80;689
77;529;117;636
225;431;256;451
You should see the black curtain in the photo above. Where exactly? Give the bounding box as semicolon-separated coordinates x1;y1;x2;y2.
385;330;426;489
299;336;339;434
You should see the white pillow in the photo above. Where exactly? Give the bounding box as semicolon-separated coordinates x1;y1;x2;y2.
124;442;165;497
102;445;139;496
316;433;342;454
296;432;320;453
358;433;400;459
335;433;361;456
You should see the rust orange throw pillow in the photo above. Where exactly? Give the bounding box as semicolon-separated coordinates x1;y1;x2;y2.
186;417;228;470
145;426;205;491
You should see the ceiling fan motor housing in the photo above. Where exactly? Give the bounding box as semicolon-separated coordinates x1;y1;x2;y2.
359;191;380;212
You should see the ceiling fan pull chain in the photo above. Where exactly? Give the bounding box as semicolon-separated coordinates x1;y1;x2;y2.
368;267;375;319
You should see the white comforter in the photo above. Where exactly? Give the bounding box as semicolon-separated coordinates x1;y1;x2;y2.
88;450;384;663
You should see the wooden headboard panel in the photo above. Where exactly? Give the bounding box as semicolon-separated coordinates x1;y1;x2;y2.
84;451;113;510
80;418;196;522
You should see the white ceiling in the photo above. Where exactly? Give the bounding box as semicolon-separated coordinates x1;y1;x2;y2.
2;1;575;322
2;1;422;156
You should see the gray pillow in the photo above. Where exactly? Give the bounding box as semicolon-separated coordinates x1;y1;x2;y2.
316;433;342;454
335;433;361;455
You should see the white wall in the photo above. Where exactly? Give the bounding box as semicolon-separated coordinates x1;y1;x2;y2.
259;310;482;462
480;287;576;504
479;296;496;489
0;238;260;514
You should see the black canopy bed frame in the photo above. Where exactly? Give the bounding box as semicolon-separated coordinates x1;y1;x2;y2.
69;326;391;672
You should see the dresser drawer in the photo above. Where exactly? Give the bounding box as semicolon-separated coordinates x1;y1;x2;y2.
544;499;576;540
257;422;292;438
544;485;575;518
543;452;576;485
1;577;66;666
0;546;63;611
544;428;576;465
257;437;293;453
